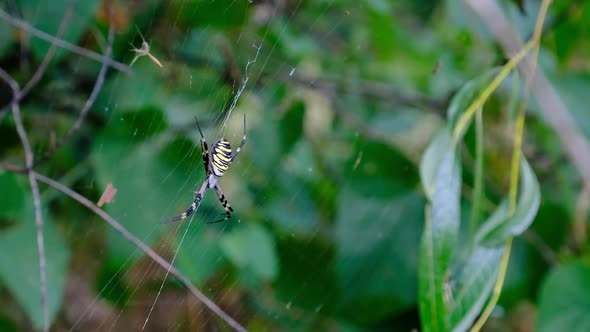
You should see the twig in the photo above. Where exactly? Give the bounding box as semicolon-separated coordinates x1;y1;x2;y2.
20;1;76;97
281;73;448;112
0;8;129;73
466;1;552;331
572;186;590;250
0;67;49;331
465;0;590;191
30;12;115;170
18;103;48;332
32;172;247;332
0;1;75;122
0;5;243;331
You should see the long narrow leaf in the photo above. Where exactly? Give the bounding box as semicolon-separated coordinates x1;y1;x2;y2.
447;247;504;331
475;157;540;246
419;129;462;331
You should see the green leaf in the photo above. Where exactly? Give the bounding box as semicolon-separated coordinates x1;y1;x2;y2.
96;63;162;112
366;0;392;14
94;261;131;307
17;0;100;61
268;19;319;60
274;236;339;314
419;212;447;332
279;100;305;153
0;313;19;332
0;23;13;57
95;108;167;146
499;238;547;309
335;187;424;324
446;68;501;133
92;124;201;263
345;139;418;198
368;9;397;59
0;198;69;330
475;157;540;246
179;29;225;68
168;0;249;28
265;147;321;234
549;73;590;140
249;105;282;174
530;200;568;252
219;224;278;281
447;246;503;331
175;223;226;284
266;193;317;234
118;107;167;142
537;262;590;332
0;171;25;220
370;108;423;135
99;64;227;122
418;129;461;332
554;21;579;62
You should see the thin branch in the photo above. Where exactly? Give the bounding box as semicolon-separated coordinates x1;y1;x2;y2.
466;1;552;331
572;186;590;250
0;8;129;73
18;104;48;332
20;1;76;97
465;0;590;191
33;172;247;332
0;66;49;331
30;11;115;170
0;1;75;123
280;73;448;112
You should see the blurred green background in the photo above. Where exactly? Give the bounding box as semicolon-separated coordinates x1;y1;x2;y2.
0;0;589;331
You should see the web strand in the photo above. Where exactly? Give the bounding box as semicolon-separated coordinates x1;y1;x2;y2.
142;212;197;330
218;42;262;136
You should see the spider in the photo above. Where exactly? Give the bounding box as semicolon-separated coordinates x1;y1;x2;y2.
161;114;246;224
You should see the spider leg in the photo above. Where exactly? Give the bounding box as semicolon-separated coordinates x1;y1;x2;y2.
161;179;207;223
160;194;202;223
195;116;210;172
207;184;234;224
230;114;246;162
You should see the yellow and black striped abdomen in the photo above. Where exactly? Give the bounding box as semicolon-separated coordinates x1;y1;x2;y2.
211;138;232;176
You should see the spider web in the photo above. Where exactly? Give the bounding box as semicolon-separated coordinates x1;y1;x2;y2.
70;2;317;330
78;3;340;328
84;20;268;332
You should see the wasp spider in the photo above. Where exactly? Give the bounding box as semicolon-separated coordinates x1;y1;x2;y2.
162;114;246;224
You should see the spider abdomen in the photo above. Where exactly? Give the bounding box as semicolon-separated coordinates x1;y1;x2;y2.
212;138;232;176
